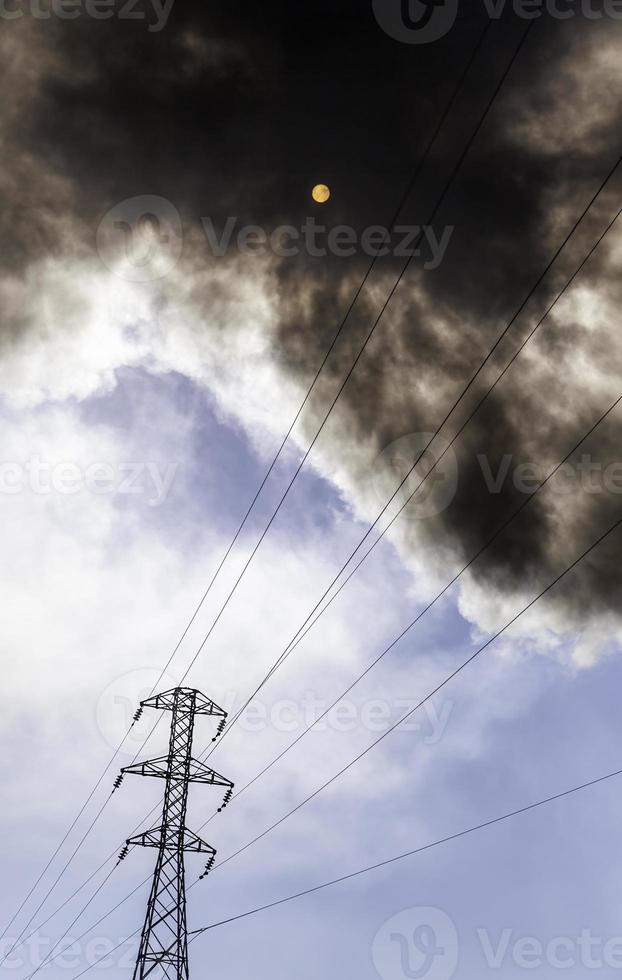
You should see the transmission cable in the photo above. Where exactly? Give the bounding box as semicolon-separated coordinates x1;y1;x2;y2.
14;352;621;978
37;511;622;980
18;48;617;962
0;17;493;945
15;370;622;978
197;380;622;822
9;23;571;966
207;510;622;872
171;17;537;732
19;120;619;977
63;764;622;977
21;860;125;980
190;766;622;935
202;191;622;760
20;22;525;945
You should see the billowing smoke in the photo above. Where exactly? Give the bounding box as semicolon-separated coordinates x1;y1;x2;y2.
1;2;622;664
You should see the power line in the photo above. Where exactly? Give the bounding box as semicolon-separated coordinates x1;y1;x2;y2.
0;768;120;947
189;766;622;935
21;108;619;980
197;382;622;821
0;791;117;969
209;510;622;872
41;504;622;980
263;206;620;681
16;364;621;980
52;27;534;940
16;377;622;978
23;91;619;973
21;102;620;980
8;17;596;964
169;17;539;782
165;20;535;695
22;861;122;980
14;367;614;976
17;690;230;980
0;18;494;943
23;886;147;980
13;20;520;951
203;190;622;760
91;114;621;926
0;717;168;969
4;806;160;964
61;764;622;978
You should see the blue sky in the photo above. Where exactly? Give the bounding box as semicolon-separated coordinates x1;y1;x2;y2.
1;358;622;980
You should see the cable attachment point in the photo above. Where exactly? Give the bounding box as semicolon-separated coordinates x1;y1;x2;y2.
217;786;234;812
211;717;227;742
117;843;130;865
199;854;216;880
112;773;124;793
132;706;144;725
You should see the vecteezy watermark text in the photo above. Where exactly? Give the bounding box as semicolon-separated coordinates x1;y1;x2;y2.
224;690;453;741
369;435;622;525
96;670;455;752
373;0;622;45
96;195;455;280
201;217;454;264
372;907;622;980
0;456;178;507
0;0;174;30
0;933;136;971
479;453;622;497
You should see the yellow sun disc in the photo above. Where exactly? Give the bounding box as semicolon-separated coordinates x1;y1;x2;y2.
311;183;331;204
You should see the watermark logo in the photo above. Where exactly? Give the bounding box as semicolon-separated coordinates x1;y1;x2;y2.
95;668;176;754
372;911;622;975
371;433;458;521
372;0;459;43
97;195;183;282
372;907;458;980
373;0;622;43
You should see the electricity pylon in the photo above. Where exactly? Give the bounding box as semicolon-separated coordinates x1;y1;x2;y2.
117;687;233;980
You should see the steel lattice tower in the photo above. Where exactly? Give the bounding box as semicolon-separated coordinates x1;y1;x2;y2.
118;687;233;980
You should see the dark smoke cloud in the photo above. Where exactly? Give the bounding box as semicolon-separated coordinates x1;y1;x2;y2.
1;1;622;652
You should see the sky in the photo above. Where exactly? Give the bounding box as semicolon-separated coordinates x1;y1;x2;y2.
1;2;622;979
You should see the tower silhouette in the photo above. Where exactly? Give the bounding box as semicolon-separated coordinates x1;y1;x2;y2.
120;688;232;980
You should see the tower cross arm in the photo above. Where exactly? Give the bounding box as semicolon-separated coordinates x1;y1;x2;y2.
127;827;216;856
187;759;233;788
140;688;227;718
122;756;233;789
